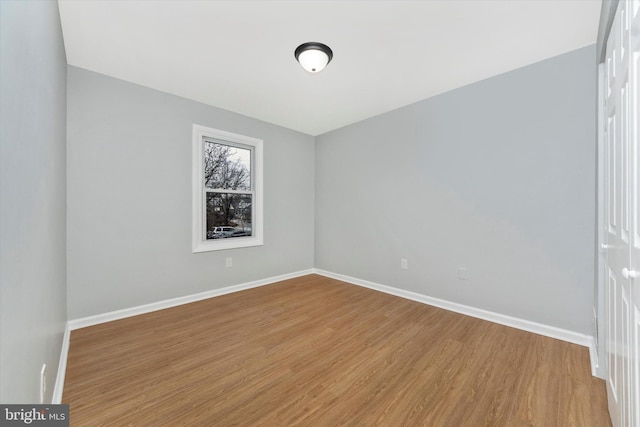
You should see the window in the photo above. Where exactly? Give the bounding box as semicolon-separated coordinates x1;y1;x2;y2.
192;125;263;252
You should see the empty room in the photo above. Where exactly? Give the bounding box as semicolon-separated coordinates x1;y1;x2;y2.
2;0;639;425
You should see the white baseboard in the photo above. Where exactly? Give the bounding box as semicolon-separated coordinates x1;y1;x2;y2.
68;269;314;331
313;269;594;348
54;269;313;401
52;322;70;404
54;267;599;402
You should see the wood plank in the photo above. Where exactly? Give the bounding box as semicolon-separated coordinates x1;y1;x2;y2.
63;274;611;426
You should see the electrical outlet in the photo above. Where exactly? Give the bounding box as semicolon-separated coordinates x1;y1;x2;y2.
458;267;468;280
400;259;408;270
40;364;46;404
225;258;232;268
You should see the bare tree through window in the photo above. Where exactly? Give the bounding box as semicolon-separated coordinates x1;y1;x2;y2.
204;141;253;239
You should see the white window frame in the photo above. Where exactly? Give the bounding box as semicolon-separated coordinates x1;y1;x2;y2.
192;124;263;253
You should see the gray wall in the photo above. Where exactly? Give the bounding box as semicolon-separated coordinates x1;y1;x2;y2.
67;67;315;319
315;45;596;334
0;1;68;403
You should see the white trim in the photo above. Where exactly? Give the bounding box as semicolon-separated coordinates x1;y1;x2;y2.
191;124;264;253
68;269;314;330
589;336;600;377
313;269;594;348
56;267;599;400
52;323;70;404
56;270;312;400
594;61;608;381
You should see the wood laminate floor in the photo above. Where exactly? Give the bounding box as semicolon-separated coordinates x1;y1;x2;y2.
63;274;611;426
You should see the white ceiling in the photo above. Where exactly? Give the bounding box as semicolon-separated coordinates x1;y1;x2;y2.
58;0;601;136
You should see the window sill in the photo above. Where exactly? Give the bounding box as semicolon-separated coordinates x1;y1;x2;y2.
192;236;264;253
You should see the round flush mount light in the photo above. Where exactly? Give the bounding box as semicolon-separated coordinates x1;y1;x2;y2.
294;42;333;73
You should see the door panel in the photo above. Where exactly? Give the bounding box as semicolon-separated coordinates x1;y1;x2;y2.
600;0;640;427
630;1;640;423
604;2;639;426
609;267;619;407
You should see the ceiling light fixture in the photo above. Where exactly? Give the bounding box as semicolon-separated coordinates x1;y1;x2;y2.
294;42;333;73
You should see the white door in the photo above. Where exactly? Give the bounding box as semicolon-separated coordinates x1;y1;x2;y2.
630;0;640;425
604;1;640;426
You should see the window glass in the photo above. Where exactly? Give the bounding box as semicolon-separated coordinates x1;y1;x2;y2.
192;124;263;253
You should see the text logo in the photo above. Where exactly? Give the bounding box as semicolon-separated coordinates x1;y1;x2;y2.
0;405;68;426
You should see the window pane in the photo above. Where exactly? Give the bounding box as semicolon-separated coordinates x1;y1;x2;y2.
204;141;251;190
206;193;253;239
